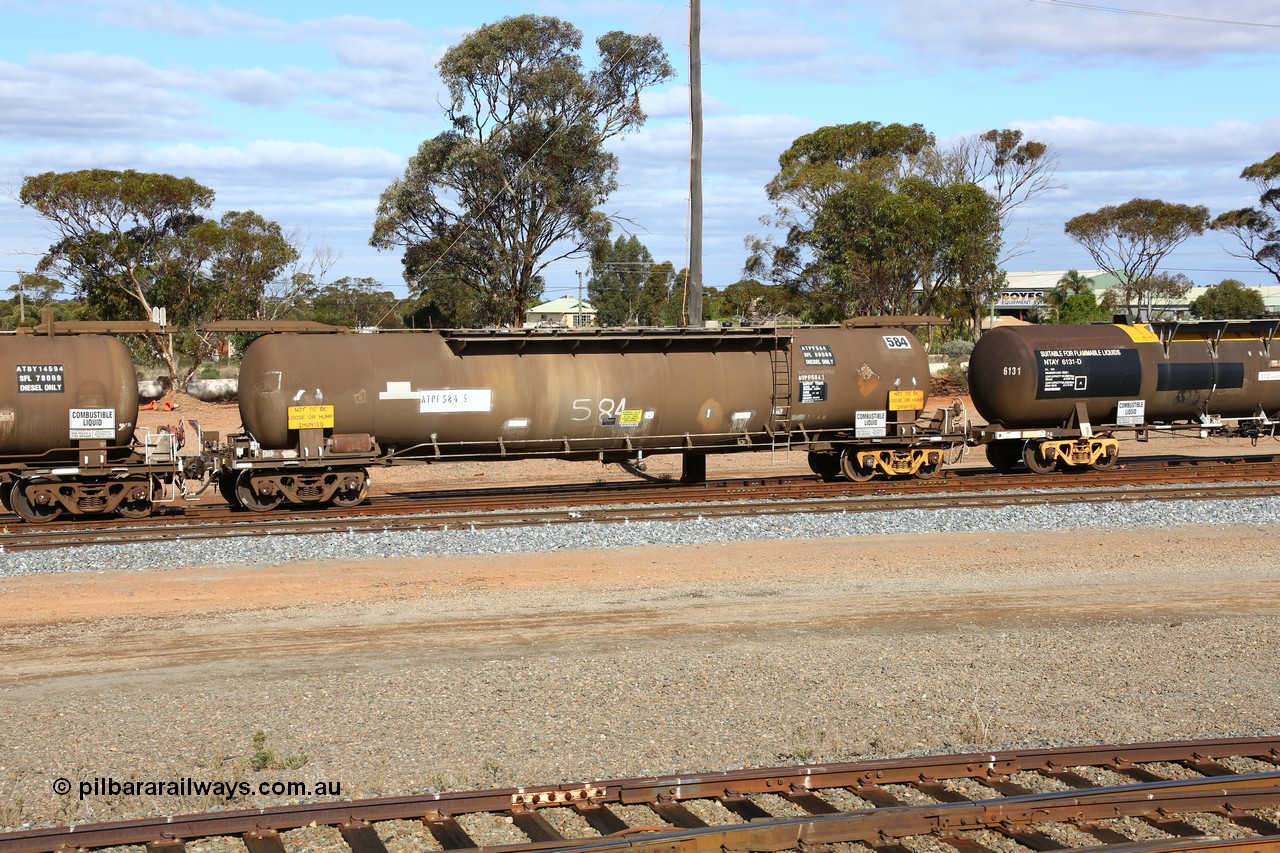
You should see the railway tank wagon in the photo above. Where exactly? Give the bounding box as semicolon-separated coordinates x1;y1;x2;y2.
969;320;1280;472
217;319;950;511
0;313;181;522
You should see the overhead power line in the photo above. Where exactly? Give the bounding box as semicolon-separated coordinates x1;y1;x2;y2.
1028;0;1280;28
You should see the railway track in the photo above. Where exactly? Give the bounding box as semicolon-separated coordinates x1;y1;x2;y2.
2;737;1278;853
4;454;1280;552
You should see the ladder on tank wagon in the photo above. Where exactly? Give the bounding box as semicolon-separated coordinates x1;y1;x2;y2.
769;333;793;450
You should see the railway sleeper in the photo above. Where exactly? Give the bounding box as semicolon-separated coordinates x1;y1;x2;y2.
1025;437;1120;472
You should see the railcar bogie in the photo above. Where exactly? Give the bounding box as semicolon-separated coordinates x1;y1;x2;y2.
840;445;945;480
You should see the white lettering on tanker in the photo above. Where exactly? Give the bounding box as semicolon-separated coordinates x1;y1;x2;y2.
16;364;64;393
800;344;835;366
571;397;629;422
69;408;116;439
418;389;492;413
1034;348;1141;400
882;335;911;349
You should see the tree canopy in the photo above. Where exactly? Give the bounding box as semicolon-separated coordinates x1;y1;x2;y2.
370;14;673;328
1040;270;1108;324
949;128;1060;263
1064;198;1209;322
1212;152;1280;286
747;121;1006;334
19;168;299;386
1189;278;1266;319
588;234;654;326
306;277;406;329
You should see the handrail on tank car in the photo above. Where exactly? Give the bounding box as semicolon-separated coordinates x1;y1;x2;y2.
9;306;166;336
842;315;948;328
1144;318;1280;357
200;320;351;334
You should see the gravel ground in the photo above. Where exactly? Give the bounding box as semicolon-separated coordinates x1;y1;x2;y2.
1;490;1279;833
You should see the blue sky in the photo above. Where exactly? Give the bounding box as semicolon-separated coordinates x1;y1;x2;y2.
2;0;1278;305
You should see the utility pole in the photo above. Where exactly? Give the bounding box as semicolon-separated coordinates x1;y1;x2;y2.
576;270;584;327
15;271;25;325
687;0;703;327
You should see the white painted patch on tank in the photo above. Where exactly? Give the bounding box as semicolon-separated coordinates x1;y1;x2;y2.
379;381;419;400
504;418;531;429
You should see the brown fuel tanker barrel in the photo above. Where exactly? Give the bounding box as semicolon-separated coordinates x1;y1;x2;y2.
969;322;1280;428
0;335;139;455
237;325;931;456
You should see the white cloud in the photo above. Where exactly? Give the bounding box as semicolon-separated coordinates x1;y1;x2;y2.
879;0;1280;67
92;0;296;40
1011;115;1280;178
332;37;439;73
701;7;836;63
209;67;297;107
0;56;211;143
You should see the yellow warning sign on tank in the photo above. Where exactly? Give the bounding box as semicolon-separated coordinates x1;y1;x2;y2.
618;409;643;426
889;389;925;411
288;405;335;429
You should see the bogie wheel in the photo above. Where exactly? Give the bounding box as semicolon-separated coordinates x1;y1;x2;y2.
1021;442;1058;474
217;471;242;508
985;439;1023;472
807;452;841;482
11;479;63;524
330;469;370;508
1091;448;1119;471
117;499;154;519
914;458;942;479
840;449;878;482
235;470;284;512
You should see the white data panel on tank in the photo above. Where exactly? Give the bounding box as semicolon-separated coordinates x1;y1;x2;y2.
69;408;116;439
418;389;493;413
855;410;887;438
1116;400;1145;425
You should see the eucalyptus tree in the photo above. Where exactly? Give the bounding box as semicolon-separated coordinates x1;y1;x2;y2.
1189;278;1266;320
589;234;655;326
747;121;1002;331
371;15;673;328
949;128;1060;263
1064;198;1208;322
20;169;298;386
1212;152;1280;286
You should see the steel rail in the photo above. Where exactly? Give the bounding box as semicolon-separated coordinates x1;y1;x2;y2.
3;471;1279;553
2;737;1277;853
4;449;1280;537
